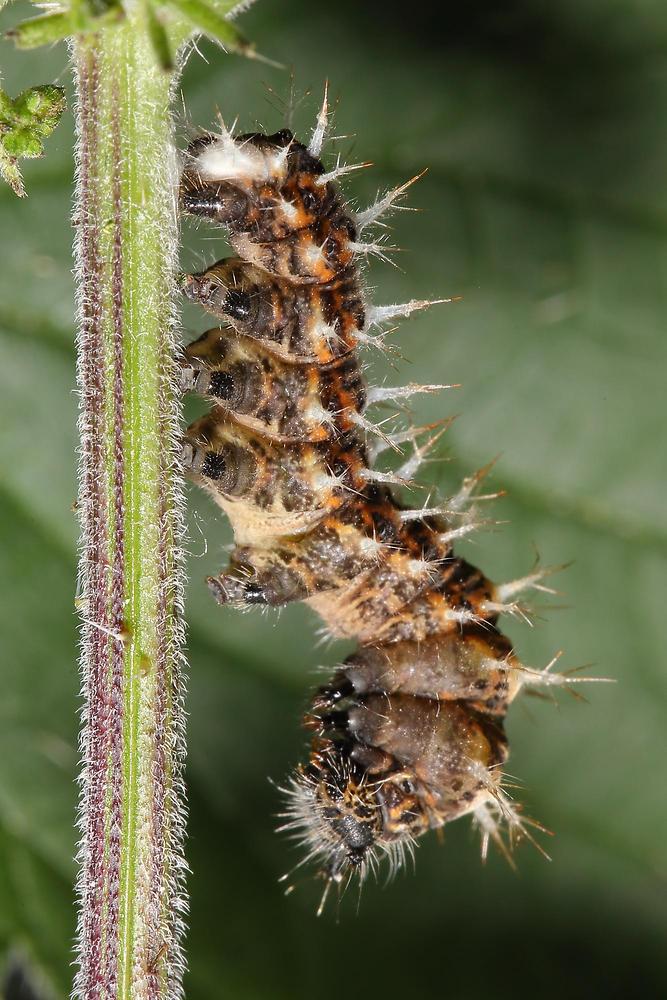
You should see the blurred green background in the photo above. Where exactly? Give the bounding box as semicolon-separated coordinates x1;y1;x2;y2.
1;0;666;996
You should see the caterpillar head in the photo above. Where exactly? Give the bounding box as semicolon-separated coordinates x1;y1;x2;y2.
281;754;380;883
279;745;429;912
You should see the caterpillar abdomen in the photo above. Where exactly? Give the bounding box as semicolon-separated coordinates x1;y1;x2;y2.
179;98;570;902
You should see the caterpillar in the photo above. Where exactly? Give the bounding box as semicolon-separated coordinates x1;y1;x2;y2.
178;93;583;908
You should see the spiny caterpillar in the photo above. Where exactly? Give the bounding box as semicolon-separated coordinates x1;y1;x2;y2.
178;92;588;907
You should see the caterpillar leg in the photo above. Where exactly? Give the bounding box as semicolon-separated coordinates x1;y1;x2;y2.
180;436;256;499
206;563;309;608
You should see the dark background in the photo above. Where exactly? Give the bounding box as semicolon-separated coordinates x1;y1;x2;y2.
1;0;666;996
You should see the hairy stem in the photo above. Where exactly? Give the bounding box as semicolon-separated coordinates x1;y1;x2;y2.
73;11;187;999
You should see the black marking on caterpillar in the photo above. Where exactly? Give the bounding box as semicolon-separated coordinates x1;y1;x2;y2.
178;90;594;911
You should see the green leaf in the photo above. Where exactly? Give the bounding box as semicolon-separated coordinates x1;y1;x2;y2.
145;1;174;71
0;84;65;195
6;7;124;49
5;0;263;69
160;0;252;55
1;0;666;997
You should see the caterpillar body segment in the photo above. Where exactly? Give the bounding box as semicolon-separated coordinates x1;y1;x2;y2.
181;259;365;364
181;327;366;443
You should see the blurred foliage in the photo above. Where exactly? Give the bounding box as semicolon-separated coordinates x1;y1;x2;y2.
0;0;666;996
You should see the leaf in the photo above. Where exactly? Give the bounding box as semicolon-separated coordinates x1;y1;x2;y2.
0;84;65;195
6;6;124;50
1;0;666;997
5;0;267;71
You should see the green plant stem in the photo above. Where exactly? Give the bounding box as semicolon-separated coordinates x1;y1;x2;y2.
73;9;188;998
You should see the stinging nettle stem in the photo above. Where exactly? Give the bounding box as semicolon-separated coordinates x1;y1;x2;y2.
73;11;189;998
